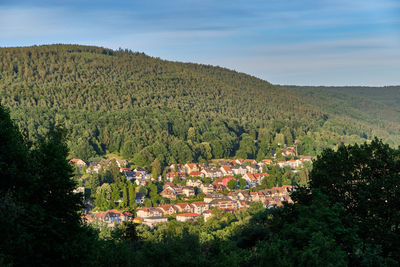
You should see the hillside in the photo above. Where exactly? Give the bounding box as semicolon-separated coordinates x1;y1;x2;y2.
0;44;399;165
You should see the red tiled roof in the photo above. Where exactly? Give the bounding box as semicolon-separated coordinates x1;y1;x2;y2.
186;163;197;168
221;166;232;172
189;171;202;176
175;203;190;208
191;201;207;206
177;213;200;217
69;158;82;163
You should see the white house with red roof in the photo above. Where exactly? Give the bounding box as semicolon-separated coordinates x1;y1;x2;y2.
188;171;204;178
69;158;86;167
190;201;209;214
186;178;203;187
137;208;163;218
243;173;268;186
91;209;132;227
157;204;178;215
173;203;193;213
220;165;233;176
184;163;199;174
165;172;186;182
176;213;201;222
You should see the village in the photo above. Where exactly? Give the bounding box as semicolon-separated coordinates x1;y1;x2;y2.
70;148;313;228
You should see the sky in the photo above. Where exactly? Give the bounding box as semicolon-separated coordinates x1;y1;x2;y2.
0;0;399;86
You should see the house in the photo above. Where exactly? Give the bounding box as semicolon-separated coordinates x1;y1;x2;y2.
172;185;183;195
87;162;101;173
125;171;135;181
237;191;251;201
201;168;223;178
135;193;145;204
212;183;225;191
186;178;202;187
188;171;204;178
300;156;313;162
200;183;216;194
213;178;224;185
204;193;225;203
217;160;230;166
157;204;177;215
271;185;293;196
250;192;262;202
287;159;302;169
209;197;238;210
246;165;259;173
134;167;147;176
69;158;87;168
135;178;148;186
176;213;201;222
116;159;128;168
235;159;246;165
243;173;268;186
91;209;132;227
281;185;293;192
168;163;183;171
82;214;95;223
220;165;233;176
182;186;195;197
165;172;186;182
184;163;199;174
136;208;162;218
231;165;247;175
142;216;168;228
163;182;175;189
265;197;277;208
173;203;193;213
190;201;209;214
227;192;238;201
262;159;273;165
245;159;257;165
120;167;131;173
160;187;178;200
277;161;287;168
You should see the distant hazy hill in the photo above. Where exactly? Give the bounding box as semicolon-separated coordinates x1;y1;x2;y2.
0;45;398;165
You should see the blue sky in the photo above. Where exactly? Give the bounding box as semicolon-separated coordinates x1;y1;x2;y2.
1;0;399;86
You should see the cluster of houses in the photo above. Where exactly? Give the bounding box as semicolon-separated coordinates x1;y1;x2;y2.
72;154;312;228
83;185;294;228
70;156;312;193
83;209;133;227
133;185;294;228
163;157;311;187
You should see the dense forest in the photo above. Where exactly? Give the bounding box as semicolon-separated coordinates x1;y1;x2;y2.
0;45;399;169
2;104;399;266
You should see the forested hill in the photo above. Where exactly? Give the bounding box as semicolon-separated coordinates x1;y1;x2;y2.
0;44;399;165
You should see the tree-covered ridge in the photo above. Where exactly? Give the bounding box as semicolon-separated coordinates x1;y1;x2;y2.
281;85;400;144
0;44;398;165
